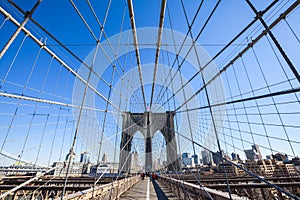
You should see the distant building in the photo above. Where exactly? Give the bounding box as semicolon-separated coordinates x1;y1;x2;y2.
231;152;241;161
183;158;193;167
182;153;193;167
0;165;49;176
80;152;90;163
292;157;300;166
192;154;199;165
246;159;299;177
274;162;298;177
246;159;275;177
292;157;300;173
89;164;110;176
212;151;223;165
157;158;161;165
231;152;237;160
272;153;289;163
130;151;141;173
244;144;262;161
153;159;165;171
201;150;213;165
82;162;92;174
51;161;84;176
182;153;190;159
102;153;108;164
218;161;245;176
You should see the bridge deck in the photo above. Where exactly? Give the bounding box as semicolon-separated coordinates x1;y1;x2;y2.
120;177;177;200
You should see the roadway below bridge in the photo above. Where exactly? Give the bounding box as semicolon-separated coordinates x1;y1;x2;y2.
120;177;178;200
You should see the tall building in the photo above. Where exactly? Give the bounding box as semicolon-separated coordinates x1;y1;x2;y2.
212;151;223;165
51;162;84;176
182;153;190;159
182;152;193;167
65;151;75;162
252;144;262;158
231;152;241;160
272;153;289;163
201;150;213;165
244;144;262;161
130;151;141;173
192;154;199;165
80;152;90;163
102;153;108;164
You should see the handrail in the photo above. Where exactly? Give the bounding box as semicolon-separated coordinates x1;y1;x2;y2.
158;175;249;200
60;176;140;200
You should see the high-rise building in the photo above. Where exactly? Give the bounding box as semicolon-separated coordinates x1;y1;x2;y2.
65;151;75;162
80;152;90;163
182;152;193;167
192;154;199;165
102;153;108;164
252;144;262;159
231;153;241;161
201;150;213;165
244;144;262;161
272;153;289;163
182;152;190;159
131;151;140;173
231;152;237;160
212;151;223;165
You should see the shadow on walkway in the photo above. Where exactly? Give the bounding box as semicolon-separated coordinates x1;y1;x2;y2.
152;179;169;200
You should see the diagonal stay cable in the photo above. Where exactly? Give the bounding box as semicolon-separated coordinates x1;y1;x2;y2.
68;0;128;92
169;0;279;105
0;6;121;112
0;92;116;113
154;0;204;106
174;130;300;200
84;0;141;107
158;0;283;110
61;43;102;199
182;1;235;196
158;123;215;200
155;0;221;107
4;1;123;101
83;0;144;110
174;0;299;112
69;0;97;41
245;0;300;83
177;87;300;113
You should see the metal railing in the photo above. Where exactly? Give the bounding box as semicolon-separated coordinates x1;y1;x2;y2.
60;176;140;200
157;175;249;200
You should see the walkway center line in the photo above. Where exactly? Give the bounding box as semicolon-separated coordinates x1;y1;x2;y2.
146;178;150;200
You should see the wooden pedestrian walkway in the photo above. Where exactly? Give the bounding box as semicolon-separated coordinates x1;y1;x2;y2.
120;177;178;200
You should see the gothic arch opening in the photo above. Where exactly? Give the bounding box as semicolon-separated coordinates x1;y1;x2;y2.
152;131;166;172
119;112;179;173
130;131;144;173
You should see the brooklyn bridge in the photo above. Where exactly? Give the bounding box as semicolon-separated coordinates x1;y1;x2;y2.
0;0;300;199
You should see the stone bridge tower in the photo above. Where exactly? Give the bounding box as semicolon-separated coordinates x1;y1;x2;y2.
119;111;179;173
